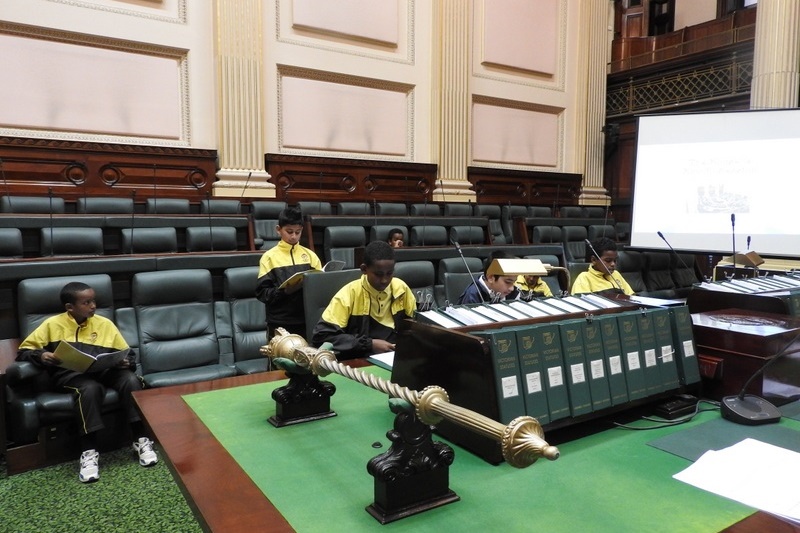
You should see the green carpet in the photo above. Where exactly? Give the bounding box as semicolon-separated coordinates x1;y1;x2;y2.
0;447;201;533
184;369;756;533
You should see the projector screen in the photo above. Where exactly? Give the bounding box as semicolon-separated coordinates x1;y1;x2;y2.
631;108;800;258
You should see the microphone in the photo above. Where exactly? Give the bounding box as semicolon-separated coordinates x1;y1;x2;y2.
452;239;484;303
205;191;214;252
48;188;54;256
317;172;323;215
0;157;11;212
730;213;736;273
720;332;800;425
129;190;136;254
152;164;157;213
239;171;253;200
553;184;560;216
584;238;624;293
657;231;696;282
421;185;428;246
404;175;410;213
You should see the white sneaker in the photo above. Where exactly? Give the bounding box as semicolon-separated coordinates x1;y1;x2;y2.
133;437;158;466
79;449;99;483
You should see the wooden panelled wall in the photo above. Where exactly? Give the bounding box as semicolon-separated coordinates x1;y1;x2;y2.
265;153;582;207
0;136;217;203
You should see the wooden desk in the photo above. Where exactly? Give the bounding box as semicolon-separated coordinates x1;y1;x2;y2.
133;368;795;533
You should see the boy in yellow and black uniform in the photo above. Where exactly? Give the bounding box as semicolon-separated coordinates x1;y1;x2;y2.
256;206;322;339
571;237;634;296
515;274;553;298
312;240;416;360
17;281;157;483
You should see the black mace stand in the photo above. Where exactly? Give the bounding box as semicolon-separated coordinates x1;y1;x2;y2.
268;367;337;427
365;402;460;524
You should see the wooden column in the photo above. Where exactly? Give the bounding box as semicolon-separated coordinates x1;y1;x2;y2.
434;0;474;202
751;0;800;109
214;0;273;197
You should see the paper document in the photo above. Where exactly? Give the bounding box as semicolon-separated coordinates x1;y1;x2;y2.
54;341;128;373
418;310;463;329
626;295;686;307
673;438;800;524
367;351;394;371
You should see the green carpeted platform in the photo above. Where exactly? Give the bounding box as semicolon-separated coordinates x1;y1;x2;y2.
183;368;758;532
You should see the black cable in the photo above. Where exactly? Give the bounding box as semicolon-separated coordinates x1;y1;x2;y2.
612;400;720;430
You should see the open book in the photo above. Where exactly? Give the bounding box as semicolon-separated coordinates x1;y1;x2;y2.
53;340;129;373
277;260;347;290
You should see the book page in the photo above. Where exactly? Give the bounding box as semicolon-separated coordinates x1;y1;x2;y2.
53;341;128;373
322;260;345;272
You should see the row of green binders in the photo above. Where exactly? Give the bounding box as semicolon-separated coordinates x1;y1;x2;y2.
423;298;701;426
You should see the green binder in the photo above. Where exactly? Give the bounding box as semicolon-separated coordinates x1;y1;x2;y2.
558;320;593;417
637;310;665;396
537;323;571;422
582;319;612;411
473;329;526;424
617;312;647;401
512;325;550;425
651;308;681;392
598;314;629;406
669;306;701;385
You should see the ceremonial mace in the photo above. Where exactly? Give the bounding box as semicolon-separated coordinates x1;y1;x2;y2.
264;331;561;522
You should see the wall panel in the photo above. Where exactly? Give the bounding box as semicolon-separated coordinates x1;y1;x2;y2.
0;31;184;141
279;70;411;157
472;99;561;168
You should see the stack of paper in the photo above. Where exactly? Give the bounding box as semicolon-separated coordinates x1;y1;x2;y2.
673;438;800;524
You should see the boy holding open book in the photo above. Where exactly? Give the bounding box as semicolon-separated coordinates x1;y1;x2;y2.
17;281;157;483
256;206;323;339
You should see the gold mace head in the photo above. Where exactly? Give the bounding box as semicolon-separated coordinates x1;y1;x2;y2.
262;327;308;361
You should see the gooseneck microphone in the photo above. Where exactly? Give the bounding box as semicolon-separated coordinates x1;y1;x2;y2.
720;332;800;425
585;238;623;293
48;187;55;256
657;231;695;280
730;213;736;272
129;190;136;254
0;157;12;212
452;239;484;303
205;191;214;252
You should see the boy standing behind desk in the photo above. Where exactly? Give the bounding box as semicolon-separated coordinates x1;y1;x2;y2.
312;240;416;360
256;206;322;339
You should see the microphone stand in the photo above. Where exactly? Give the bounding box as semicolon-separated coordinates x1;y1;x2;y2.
0;157;12;212
129;191;136;254
452;240;484;303
730;213;736;275
657;231;696;282
48;188;54;256
205;191;214;252
720;332;800;425
584;239;624;293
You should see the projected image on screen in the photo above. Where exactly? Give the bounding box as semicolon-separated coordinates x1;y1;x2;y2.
631;109;800;258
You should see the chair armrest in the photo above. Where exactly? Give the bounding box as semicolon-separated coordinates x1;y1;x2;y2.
6;361;42;385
